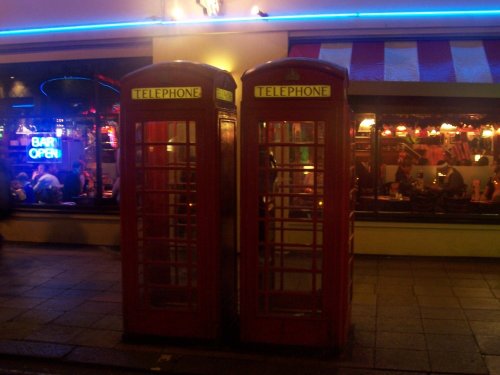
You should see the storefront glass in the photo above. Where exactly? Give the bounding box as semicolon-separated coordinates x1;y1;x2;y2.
354;112;500;217
0;57;151;208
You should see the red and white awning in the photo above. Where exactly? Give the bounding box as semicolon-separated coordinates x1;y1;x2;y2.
289;40;500;83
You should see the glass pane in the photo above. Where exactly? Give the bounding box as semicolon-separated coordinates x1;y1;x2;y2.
257;120;324;317
135;120;198;311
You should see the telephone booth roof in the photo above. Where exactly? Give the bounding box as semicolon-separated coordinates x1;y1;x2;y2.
121;60;237;110
241;57;349;103
241;57;348;82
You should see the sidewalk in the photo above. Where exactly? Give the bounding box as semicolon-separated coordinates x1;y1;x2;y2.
0;242;498;374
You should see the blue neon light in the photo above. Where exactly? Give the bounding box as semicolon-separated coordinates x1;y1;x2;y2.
12;104;35;108
170;9;500;24
1;9;500;37
0;20;162;37
39;76;120;97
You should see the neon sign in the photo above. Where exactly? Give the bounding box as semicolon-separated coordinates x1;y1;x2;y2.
1;9;499;37
27;133;62;163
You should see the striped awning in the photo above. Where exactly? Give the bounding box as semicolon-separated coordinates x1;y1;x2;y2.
289;40;500;84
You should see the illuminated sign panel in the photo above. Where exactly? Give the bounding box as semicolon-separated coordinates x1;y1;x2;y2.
254;85;331;98
131;87;202;100
216;88;233;102
27;133;62;163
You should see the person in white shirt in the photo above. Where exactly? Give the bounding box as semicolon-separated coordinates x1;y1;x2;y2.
33;164;63;204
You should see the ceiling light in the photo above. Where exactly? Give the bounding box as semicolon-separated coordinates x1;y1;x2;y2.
251;5;268;17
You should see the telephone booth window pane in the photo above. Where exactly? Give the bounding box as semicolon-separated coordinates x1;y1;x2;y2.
135;120;198;310
258;120;325;316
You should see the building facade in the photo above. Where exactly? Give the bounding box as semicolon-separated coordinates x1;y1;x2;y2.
0;0;499;256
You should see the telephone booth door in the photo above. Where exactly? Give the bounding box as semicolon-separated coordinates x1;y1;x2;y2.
240;58;354;349
120;62;237;341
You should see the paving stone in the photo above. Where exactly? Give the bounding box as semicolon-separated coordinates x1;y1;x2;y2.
352;292;377;305
376;317;423;333
0;307;25;323
375;348;429;372
464;309;500;322
69;328;123;348
459;297;500;309
377;277;414;287
484;355;500;375
450;279;490;288
66;346;162;370
92;314;124;331
54;311;104;328
422;318;472;334
429;350;488;374
476;335;500;355
20;287;65;298
0;339;73;358
376;332;426;350
0;321;41;340
417;295;461;308
375;285;414;295
377;306;420;318
12;308;63;325
469;321;500;336
414;285;454;296
1;296;46;309
420;307;466;320
377;295;419;307
425;333;480;352
351;330;375;348
73;301;121;314
452;287;494;298
25;324;84;344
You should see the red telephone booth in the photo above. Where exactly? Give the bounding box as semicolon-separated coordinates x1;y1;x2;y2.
120;61;237;341
240;58;354;349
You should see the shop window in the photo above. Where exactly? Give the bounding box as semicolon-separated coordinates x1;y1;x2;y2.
0;56;151;209
3;114;119;206
354;113;500;217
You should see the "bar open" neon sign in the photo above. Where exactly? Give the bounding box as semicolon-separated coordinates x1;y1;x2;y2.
27;133;62;163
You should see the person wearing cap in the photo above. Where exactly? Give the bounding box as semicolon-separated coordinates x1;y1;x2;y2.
431;160;466;198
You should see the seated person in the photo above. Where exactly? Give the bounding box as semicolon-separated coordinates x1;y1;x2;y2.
10;179;26;202
394;158;415;196
63;161;84;202
11;172;35;203
430;160;466;198
355;160;373;196
31;164;46;185
33;164;63;204
481;165;500;202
